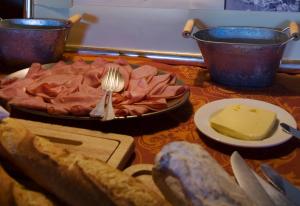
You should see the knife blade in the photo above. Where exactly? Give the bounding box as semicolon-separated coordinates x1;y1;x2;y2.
280;123;300;139
261;164;300;206
253;170;295;206
230;151;275;206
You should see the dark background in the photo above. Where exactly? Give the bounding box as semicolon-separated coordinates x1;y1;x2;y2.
0;0;23;18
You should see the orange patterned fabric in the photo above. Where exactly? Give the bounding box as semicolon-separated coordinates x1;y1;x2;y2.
9;53;300;185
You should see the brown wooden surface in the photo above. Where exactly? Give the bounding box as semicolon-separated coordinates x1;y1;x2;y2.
2;52;300;187
15;118;134;169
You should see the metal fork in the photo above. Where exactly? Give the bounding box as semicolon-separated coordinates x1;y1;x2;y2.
90;66;124;120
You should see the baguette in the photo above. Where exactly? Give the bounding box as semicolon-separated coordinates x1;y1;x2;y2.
0;164;54;206
0;118;170;206
152;141;256;206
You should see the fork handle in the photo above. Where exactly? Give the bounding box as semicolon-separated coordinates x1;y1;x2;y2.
89;91;107;118
104;91;115;120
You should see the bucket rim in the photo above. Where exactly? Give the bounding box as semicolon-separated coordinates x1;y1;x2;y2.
193;26;290;46
0;18;71;31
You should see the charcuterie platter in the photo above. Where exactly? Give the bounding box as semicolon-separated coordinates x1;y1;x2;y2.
0;59;189;121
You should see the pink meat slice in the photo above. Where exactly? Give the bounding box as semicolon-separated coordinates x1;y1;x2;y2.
50;81;104;115
82;67;105;88
25;63;43;79
50;61;68;70
50;64;73;75
91;57;109;67
50;92;100;116
135;98;167;111
131;65;157;80
0;77;18;88
147;73;172;92
122;63;133;74
79;82;103;97
121;78;149;104
47;104;69;115
71;59;91;75
119;65;132;90
147;74;172;97
119;90;147;105
149;83;168;96
149;85;188;99
27;83;64;100
128;78;149;92
26;74;83;98
0;78;33;101
9;96;47;111
115;104;149;116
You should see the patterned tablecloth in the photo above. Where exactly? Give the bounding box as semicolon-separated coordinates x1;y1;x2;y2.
8;53;300;186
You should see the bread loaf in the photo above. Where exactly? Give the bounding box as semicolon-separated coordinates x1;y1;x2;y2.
152;141;255;206
0;118;170;206
0;165;54;206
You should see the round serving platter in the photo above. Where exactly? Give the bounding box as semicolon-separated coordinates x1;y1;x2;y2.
4;62;190;121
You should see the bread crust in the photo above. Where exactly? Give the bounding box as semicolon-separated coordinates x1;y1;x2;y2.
153;141;256;206
0;118;169;206
0;165;54;206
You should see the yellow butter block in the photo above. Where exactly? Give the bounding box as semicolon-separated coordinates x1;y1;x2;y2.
210;104;277;140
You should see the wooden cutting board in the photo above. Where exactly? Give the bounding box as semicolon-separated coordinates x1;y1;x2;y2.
14;118;134;169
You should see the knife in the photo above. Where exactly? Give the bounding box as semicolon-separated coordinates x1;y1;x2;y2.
280;123;300;139
231;151;275;206
261;164;300;206
253;170;295;206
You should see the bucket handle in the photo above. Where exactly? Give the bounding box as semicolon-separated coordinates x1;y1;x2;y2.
281;21;300;46
64;14;82;41
182;19;206;39
68;14;82;25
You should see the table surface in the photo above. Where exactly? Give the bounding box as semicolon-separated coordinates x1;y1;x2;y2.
3;53;300;186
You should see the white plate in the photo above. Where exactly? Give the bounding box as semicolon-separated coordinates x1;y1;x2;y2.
194;98;297;148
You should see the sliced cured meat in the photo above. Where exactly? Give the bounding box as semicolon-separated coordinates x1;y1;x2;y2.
47;104;69;115
135;98;167;111
149;84;168;96
27;74;83;99
0;78;33;101
115;104;149;116
0;58;188;118
50;91;101;116
0;77;18;88
82;68;105;88
27;83;64;100
71;59;91;75
149;85;188;99
25;63;43;79
78;83;103;97
91;57;109;67
119;65;132;90
131;65;157;80
53;93;98;105
50;65;73;75
119;90;147;105
128;78;149;93
9;96;47;111
148;74;172;92
70;105;93;116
